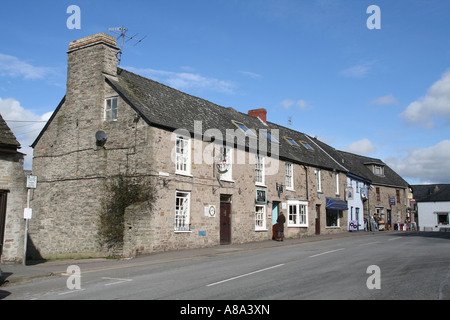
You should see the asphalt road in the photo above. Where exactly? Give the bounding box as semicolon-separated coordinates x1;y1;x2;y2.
2;232;450;301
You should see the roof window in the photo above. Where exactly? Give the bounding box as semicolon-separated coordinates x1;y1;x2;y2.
284;137;300;147
232;120;257;137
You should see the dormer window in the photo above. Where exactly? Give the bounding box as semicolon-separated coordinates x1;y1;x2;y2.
374;164;384;176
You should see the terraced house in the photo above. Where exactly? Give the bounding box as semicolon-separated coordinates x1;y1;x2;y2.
27;33;408;260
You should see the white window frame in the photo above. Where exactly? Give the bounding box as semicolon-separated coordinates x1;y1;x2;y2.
335;172;339;195
104;97;118;121
219;146;233;181
175;135;191;175
287;200;308;227
255;154;265;186
285;162;294;190
315;169;322;192
175;191;191;232
255;205;266;231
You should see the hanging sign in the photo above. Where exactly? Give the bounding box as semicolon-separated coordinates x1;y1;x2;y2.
256;189;267;203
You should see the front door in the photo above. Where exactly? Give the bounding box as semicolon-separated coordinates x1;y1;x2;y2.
0;191;7;258
272;201;280;225
220;195;232;245
315;205;321;235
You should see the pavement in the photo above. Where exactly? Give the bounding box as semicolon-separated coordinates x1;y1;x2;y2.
0;230;401;287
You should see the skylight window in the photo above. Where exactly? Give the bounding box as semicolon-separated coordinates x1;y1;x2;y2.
232;121;257;137
300;141;314;150
262;131;279;144
284;137;299;147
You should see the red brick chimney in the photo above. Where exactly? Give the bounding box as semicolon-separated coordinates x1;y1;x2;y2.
248;108;267;123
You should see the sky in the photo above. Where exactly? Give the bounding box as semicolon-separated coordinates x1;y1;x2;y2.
1;0;450;184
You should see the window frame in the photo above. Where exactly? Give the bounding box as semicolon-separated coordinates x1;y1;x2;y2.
285;162;294;190
104;97;118;121
175;191;191;232
175;135;191;175
255;205;267;231
287;200;308;227
255;154;265;186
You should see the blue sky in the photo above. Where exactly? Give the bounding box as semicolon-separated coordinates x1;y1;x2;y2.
1;0;450;184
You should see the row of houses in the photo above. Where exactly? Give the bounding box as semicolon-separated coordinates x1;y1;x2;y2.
1;33;415;263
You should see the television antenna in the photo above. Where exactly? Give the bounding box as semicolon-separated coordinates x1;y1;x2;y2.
108;26;147;65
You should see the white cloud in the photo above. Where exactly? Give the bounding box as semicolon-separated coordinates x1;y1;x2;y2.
123;66;237;94
281;99;313;110
239;70;262;79
386;140;450;183
0;97;51;169
341;61;374;78
0;53;55;80
343;138;375;155
370;94;399;106
401;70;450;128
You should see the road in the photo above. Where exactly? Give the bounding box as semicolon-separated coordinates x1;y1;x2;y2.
1;232;450;301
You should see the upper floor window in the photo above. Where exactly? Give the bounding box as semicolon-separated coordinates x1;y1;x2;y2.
105;97;118;121
175;135;191;175
255;155;265;185
285;163;294;190
315;169;322;192
374;165;384;176
219;146;233;181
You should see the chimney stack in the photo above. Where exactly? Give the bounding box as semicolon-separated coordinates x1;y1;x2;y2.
248;108;267;123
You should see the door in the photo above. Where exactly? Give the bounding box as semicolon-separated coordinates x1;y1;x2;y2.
220;195;232;244
0;191;7;258
315;205;321;235
272;201;280;225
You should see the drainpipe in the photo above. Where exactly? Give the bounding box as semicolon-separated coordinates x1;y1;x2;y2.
303;165;309;201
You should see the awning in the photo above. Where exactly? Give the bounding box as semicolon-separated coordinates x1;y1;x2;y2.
326;198;348;210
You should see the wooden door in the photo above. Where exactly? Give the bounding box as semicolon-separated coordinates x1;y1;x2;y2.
220;196;232;244
0;191;7;258
315;205;321;235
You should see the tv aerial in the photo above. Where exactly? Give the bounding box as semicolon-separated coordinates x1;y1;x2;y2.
108;26;147;65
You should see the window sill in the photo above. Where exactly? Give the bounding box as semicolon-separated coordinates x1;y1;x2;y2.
175;171;193;178
174;230;192;233
255;228;268;232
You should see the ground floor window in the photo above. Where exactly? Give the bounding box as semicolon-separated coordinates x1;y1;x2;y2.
255;205;266;230
437;212;449;226
288;201;308;227
175;191;190;231
326;209;342;227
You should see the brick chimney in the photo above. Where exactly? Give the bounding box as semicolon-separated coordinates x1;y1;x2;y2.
248;108;267;123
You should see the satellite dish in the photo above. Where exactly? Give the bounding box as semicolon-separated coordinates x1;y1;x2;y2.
95;131;107;147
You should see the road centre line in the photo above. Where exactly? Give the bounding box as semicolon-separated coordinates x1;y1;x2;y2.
102;277;133;286
206;264;285;287
309;248;345;258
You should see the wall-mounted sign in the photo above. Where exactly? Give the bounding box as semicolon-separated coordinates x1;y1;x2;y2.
256;189;267;203
389;197;396;206
26;175;38;189
204;205;216;218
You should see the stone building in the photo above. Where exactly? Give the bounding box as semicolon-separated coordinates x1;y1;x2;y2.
0;114;27;264
28;33;408;260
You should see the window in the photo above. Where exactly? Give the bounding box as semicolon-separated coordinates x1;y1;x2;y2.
437;213;449;225
376;187;381;201
232;120;257;137
255;205;266;230
315;169;322;192
326;209;341;227
300;141;314;150
284;137;300;147
219;146;233;181
288;201;308;227
335;172;339;195
105;97;118;121
262;130;280;144
374;165;384;176
175;191;190;232
255;155;265;185
176;136;191;174
285;163;294;190
396;190;400;203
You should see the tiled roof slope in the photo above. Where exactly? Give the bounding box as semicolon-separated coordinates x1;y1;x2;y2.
412;184;450;202
0;113;20;148
106;68;347;172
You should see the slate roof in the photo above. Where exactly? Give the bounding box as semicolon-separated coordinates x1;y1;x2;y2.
0;113;21;149
106;67;348;172
412;184;450;202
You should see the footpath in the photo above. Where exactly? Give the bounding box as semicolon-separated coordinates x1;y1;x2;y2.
1;231;402;287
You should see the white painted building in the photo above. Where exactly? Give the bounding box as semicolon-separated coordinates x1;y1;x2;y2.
412;184;450;232
346;174;370;231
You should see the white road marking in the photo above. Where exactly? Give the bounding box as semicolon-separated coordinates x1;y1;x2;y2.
309;248;345;258
207;264;285;287
102;277;133;286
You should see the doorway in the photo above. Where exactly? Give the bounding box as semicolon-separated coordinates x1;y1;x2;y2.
315;205;321;235
272;201;280;226
0;191;8;258
220;195;232;245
